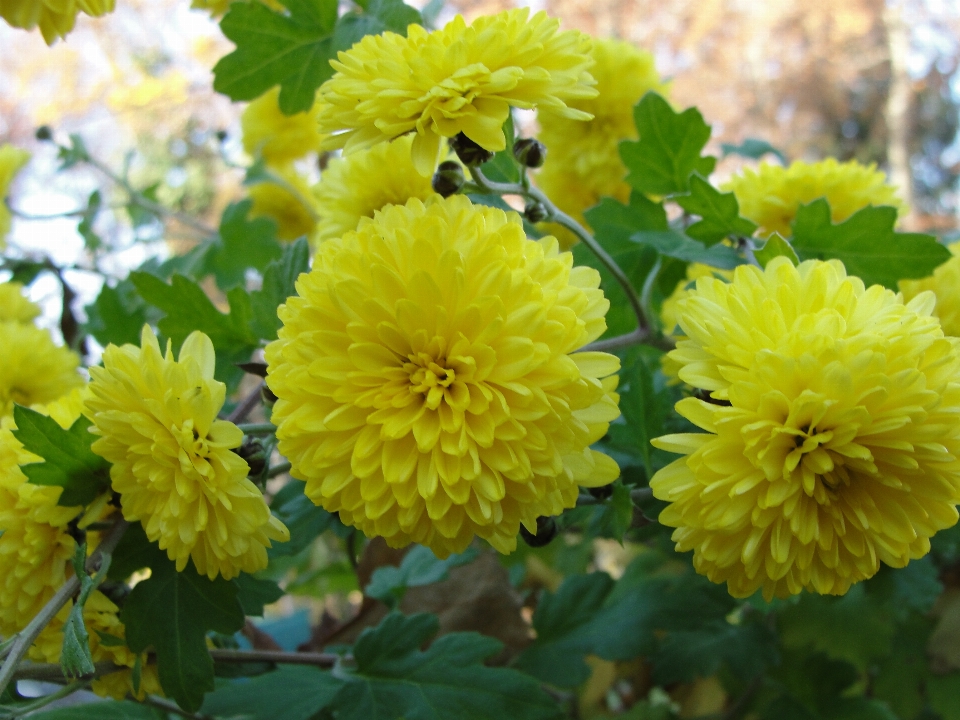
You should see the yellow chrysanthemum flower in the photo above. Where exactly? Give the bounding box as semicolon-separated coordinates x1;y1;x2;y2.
248;166;318;241
0;321;83;419
0;281;41;324
318;8;598;176
312;135;446;245
266;195;621;557
651;257;960;600
241;87;325;164
0;0;114;43
900;242;960;337
536;38;669;247
86;326;289;580
0;144;30;247
724;158;904;238
190;0;282;17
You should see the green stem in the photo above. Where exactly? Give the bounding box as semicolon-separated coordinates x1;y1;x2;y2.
1;680;88;717
267;461;292;479
237;422;276;435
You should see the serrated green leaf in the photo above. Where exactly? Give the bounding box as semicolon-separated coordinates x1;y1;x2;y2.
205;200;282;290
250;237;310;342
619;349;672;476
791;199;951;289
57;134;89;170
585;482;633;541
620;92;716;196
754;232;799;267
106;521;165;581
872;614;934;720
651;620;778;684
365;545;479;607
268;479;334;558
331;612;562;720
233;573;284;616
12;406;111;506
720;138;787;164
127;183;161;229
77;190;102;252
675;174;757;245
866;557;943;620
202;666;344;720
334;0;423;51
61;542;112;679
121;556;245;711
26;702;161;719
631;230;743;269
584;191;669;242
85;280;150;348
213;0;339;114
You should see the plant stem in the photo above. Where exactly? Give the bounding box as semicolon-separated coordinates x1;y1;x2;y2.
0;519;129;698
236;422;276;435
1;679;88;717
140;694;214;720
226;383;264;424
12;660;121;682
267;461;292;479
576;487;653;506
208;648;341;668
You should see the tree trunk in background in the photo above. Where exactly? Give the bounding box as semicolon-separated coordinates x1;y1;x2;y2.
885;0;916;227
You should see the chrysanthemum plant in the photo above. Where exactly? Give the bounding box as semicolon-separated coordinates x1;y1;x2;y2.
4;1;960;718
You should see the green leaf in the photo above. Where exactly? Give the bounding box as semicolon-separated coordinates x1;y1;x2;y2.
27;702;162;719
57;134;90;170
754;232;799;268
790;199;951;289
585;191;669;242
334;0;423;51
477;113;519;183
651;620;778;684
872;614;934;720
675;174;757;245
621;92;716;196
121;556;245;711
365;545;479;607
618;349;672;476
11;405;111;507
331;612;562;720
268;480;334;558
77;190;103;252
202;666;344;720
85;280;149;348
107;521;166;581
631;230;743;269
720;138;787;164
233;573;284;616
866;557;943;620
584;482;633;541
127;183;161;229
928;674;960;720
61;542;112;679
213;0;339;114
250;237;310;342
205;200;282;290
130;272;259;389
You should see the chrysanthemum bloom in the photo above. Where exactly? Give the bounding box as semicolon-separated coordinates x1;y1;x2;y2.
0;281;41;324
724;158;904;238
0;0;114;43
241;87;325;164
317;8;597;176
266;195;621;556
0;321;83;418
312;135;447;245
901;242;960;337
0;144;30;247
248;165;318;241
650;257;960;599
536;39;668;248
86;327;289;580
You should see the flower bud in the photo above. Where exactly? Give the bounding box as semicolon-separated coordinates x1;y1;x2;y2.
235;437;267;477
513;137;546;168
450;133;494;167
432;161;466;197
35;125;53;142
520;516;558;547
524;201;549;224
588;484;614;500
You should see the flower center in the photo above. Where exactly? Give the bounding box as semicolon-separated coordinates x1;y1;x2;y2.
404;352;456;409
174;420;211;459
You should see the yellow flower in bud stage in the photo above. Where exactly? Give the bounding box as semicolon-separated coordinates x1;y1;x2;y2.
241;87;325;164
651;258;960;600
724;158;904;238
86;326;289;580
535;38;669;248
266;195;621;557
0;144;30;247
248;166;318;241
318;8;598;176
0;321;84;419
0;281;41;324
901;242;960;337
0;0;114;43
312;135;446;245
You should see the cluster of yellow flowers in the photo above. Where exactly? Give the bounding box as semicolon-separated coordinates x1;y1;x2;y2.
0;0;114;43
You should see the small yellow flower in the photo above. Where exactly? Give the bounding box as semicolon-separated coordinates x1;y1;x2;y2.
318;8;597;176
86;326;289;580
248;165;318;241
0;0;114;43
241;87;325;164
651;258;960;599
725;158;904;238
312;135;446;245
536;38;669;247
900;242;960;337
0;281;41;324
266;195;621;557
0;144;30;247
0;321;83;419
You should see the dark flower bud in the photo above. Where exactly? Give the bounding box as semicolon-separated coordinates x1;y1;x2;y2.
520;516;558;547
432;161;466;197
449;132;494;167
513;137;546;168
588;484;614;500
235;437;267;477
524;201;549;224
215;129;228;142
35;125;53;141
